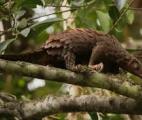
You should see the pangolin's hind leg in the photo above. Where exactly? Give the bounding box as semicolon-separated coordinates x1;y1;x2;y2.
63;51;94;73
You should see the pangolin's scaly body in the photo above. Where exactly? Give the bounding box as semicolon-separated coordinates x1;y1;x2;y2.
0;28;142;78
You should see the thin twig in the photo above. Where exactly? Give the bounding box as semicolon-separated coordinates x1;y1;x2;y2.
0;29;12;36
129;7;142;11
45;4;142;11
29;8;77;21
108;0;134;33
126;48;142;52
46;3;92;8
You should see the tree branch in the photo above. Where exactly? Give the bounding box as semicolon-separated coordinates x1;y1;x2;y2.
0;94;142;119
0;59;142;101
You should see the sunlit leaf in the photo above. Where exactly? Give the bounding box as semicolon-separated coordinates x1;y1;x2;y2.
0;39;15;53
18;18;28;28
115;0;127;11
18;79;26;88
40;0;45;6
31;18;62;32
96;10;112;32
20;28;31;37
126;10;134;24
15;10;26;20
71;0;85;6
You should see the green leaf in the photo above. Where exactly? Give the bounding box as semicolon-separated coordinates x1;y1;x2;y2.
109;6;120;22
126;10;134;24
88;112;98;120
96;10;112;32
0;0;5;5
14;0;42;8
115;0;127;11
34;30;49;44
18;79;26;88
15;10;26;20
0;39;15;53
19;10;61;38
71;0;85;7
102;0;113;5
20;28;31;37
76;7;97;28
31;18;62;32
18;18;28;29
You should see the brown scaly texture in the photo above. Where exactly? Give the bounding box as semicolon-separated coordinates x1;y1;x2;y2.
0;28;142;78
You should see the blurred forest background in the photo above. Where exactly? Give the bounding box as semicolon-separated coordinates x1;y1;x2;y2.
0;0;142;119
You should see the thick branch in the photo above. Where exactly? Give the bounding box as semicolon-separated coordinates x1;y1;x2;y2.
0;59;142;101
0;94;142;119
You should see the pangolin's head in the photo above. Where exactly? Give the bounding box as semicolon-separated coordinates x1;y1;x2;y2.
124;57;142;79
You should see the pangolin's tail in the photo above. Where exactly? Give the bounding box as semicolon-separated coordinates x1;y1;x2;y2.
0;49;48;65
